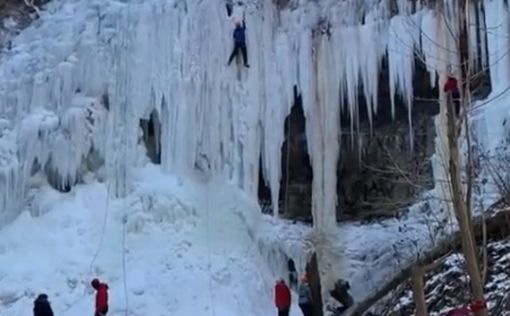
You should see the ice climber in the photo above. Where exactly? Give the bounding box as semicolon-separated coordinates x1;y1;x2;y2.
298;274;313;316
444;75;460;98
33;293;54;316
91;278;109;316
227;20;249;68
274;278;291;316
443;67;461;116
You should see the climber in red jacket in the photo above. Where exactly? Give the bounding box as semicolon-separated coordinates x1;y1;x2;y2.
274;279;291;316
444;75;460;96
443;73;461;116
91;278;109;316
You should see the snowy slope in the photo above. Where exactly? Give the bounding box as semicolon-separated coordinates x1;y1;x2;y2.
0;165;304;316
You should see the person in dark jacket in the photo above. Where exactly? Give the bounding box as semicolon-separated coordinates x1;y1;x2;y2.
330;278;354;312
91;278;109;316
298;274;313;316
227;20;249;68
33;293;54;316
274;279;291;316
288;258;298;290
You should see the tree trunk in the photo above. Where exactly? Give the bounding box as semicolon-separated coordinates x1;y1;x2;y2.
445;94;486;316
306;253;323;316
346;207;509;316
411;266;428;316
452;1;487;315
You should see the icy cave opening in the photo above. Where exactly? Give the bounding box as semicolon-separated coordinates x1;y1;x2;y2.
257;85;313;221
139;109;162;164
278;86;313;222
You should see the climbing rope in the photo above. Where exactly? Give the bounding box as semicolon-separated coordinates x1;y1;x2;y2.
121;122;130;316
205;179;217;316
62;185;111;313
89;190;111;274
121;193;129;316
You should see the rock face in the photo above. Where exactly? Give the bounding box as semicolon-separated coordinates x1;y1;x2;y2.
263;56;459;221
337;113;435;219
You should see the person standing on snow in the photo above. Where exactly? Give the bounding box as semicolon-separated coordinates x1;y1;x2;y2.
91;278;109;316
298;274;313;316
227;20;250;68
288;258;298;290
274;278;291;316
33;293;54;316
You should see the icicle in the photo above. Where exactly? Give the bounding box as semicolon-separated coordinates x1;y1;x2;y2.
479;1;488;70
468;1;479;72
388;14;416;147
420;9;440;88
358;21;386;130
484;0;510;93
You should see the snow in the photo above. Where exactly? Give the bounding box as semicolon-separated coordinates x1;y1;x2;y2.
370;235;510;316
0;165;305;316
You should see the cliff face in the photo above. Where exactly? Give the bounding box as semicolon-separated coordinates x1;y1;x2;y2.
271;53;454;222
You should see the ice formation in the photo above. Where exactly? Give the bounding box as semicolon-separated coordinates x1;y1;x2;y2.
1;0;510;311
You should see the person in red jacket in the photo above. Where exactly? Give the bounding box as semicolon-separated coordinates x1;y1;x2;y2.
91;278;109;316
443;73;461;116
274;279;291;316
443;76;460;95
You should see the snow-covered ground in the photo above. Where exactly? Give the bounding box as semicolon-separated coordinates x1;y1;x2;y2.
0;165;304;316
369;233;510;316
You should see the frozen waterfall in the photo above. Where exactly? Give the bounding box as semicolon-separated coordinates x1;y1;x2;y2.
0;0;510;294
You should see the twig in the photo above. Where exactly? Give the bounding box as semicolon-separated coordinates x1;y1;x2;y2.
23;0;41;17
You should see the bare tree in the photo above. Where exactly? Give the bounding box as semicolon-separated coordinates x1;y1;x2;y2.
439;0;487;314
410;266;428;316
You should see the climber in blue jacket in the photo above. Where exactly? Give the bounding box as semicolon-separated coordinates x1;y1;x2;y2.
227;20;249;68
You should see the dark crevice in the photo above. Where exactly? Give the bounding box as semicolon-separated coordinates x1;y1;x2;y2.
337;54;440;221
44;158;73;193
225;1;233;16
139;109;162;164
257;155;272;214
278;85;313;222
101;93;110;111
30;158;41;176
